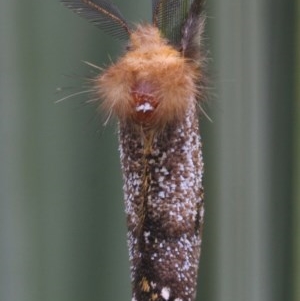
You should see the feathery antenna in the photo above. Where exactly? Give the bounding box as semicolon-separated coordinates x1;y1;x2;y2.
152;0;193;46
61;0;131;40
181;0;206;58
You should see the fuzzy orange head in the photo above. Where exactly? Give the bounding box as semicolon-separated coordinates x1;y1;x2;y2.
97;25;199;128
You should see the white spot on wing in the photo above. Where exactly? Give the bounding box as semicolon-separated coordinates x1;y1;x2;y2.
144;231;151;244
150;281;157;288
158;191;165;198
161;287;171;300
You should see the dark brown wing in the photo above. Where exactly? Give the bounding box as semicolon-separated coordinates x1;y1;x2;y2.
61;0;131;40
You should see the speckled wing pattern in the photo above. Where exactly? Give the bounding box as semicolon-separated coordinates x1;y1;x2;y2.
120;105;204;301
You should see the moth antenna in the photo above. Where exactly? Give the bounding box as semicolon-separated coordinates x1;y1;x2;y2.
152;0;194;46
181;0;206;60
61;0;131;40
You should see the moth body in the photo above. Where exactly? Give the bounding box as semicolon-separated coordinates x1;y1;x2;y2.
61;1;207;300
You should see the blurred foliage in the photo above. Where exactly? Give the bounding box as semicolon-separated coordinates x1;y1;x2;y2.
0;1;298;301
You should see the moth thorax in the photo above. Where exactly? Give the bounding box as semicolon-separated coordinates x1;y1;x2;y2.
131;81;158;124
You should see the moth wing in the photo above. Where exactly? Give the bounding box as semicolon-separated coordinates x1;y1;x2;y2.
61;0;131;40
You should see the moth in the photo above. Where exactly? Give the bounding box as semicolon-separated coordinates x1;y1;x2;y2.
61;1;207;301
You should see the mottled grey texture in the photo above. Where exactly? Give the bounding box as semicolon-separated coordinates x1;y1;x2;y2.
119;105;204;301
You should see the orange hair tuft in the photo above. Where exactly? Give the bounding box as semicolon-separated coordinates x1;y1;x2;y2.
97;25;200;129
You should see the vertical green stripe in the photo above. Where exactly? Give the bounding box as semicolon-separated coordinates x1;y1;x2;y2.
293;0;300;299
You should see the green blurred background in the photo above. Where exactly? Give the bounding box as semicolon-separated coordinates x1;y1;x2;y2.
0;0;299;301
